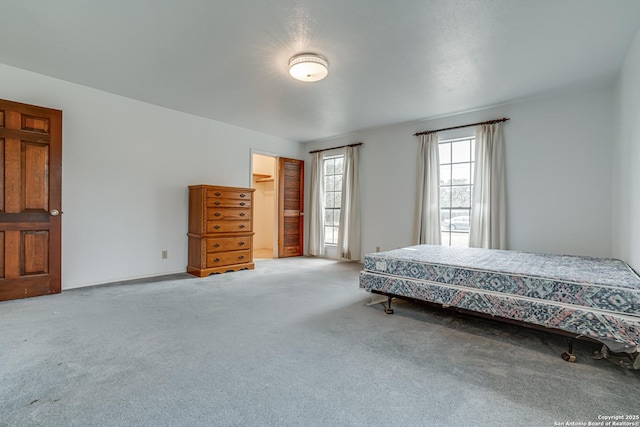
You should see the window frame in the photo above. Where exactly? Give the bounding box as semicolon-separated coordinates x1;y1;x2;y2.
439;136;475;247
323;153;344;246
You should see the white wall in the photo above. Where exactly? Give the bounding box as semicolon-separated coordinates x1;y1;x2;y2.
0;64;303;289
613;28;640;272
305;85;614;259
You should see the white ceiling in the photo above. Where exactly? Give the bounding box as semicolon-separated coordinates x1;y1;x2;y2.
1;0;640;142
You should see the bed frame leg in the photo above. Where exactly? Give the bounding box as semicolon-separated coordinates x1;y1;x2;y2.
384;296;394;315
561;338;577;363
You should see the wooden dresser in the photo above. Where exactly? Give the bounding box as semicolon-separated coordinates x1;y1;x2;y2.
187;185;255;277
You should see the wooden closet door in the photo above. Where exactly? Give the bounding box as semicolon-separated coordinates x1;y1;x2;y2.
278;157;304;257
0;99;62;301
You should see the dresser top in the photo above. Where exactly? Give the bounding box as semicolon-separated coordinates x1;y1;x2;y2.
189;184;255;192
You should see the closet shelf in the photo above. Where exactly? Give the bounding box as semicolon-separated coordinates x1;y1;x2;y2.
253;173;274;182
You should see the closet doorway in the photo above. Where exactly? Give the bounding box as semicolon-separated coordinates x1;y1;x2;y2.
252;153;277;259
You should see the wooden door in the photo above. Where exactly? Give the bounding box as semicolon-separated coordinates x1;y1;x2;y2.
278;157;304;257
0;99;62;301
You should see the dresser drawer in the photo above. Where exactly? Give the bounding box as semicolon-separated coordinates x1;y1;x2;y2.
207;250;252;268
207;189;252;200
206;207;251;220
206;236;251;253
206;220;252;233
206;198;252;208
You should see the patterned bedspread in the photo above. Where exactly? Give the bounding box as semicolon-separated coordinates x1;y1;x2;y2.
359;245;640;348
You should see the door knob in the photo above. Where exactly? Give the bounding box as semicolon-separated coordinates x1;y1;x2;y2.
50;209;61;216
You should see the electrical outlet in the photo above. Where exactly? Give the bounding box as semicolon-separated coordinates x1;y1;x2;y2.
376;246;381;252
162;250;168;259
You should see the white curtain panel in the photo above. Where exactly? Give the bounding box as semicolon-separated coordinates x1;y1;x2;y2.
415;133;441;245
337;146;361;261
469;123;507;249
308;152;325;256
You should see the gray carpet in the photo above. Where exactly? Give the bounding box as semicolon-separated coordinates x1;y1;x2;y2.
1;257;638;427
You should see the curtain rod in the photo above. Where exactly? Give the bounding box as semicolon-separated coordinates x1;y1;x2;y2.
414;117;510;137
308;142;363;154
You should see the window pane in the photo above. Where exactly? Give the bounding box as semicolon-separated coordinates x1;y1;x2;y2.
324;209;333;225
451;208;470;217
335;174;343;192
440;187;451;208
328;193;335;207
451;140;471;163
439;143;451;164
324;192;333;207
334;192;342;208
324;175;333;192
441;209;451;234
326;210;333;226
326;192;333;208
335;157;344;174
440;164;451;185
451;186;471;208
440;209;451;224
470;164;475;185
333;209;341;226
451;163;470;185
471;139;476;162
324;159;334;175
324;226;334;244
450;209;470;234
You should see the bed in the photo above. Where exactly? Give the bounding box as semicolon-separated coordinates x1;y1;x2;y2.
359;245;640;368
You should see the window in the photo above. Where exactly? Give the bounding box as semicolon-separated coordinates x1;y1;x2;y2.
324;154;344;244
440;137;475;247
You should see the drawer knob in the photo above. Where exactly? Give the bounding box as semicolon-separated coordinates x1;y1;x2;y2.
239;255;245;260
214;258;221;262
214;201;221;206
239;224;245;229
215;192;221;196
214;225;221;229
240;202;246;206
214;243;220;248
240;213;245;217
240;193;246;198
214;212;221;217
239;241;245;246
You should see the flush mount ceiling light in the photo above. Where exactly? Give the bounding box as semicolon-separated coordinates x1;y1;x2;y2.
288;53;328;82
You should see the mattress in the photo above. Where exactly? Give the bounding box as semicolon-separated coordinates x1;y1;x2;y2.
359;245;640;348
